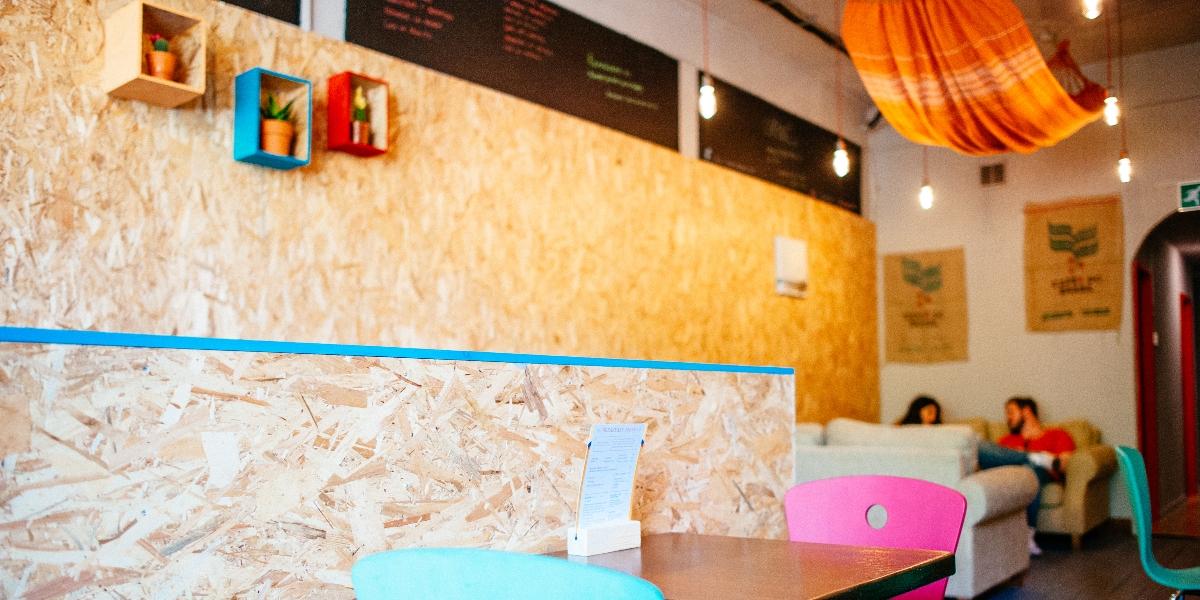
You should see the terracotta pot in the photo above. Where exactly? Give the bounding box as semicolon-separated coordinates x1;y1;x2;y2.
260;119;295;156
351;120;371;145
146;50;177;81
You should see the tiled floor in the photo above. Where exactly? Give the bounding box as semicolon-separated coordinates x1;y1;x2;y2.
977;520;1200;599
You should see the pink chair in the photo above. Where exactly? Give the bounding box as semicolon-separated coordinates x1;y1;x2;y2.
785;475;967;599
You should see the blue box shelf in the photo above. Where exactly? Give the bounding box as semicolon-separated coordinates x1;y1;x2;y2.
233;67;312;170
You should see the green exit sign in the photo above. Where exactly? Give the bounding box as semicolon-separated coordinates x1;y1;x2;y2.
1182;181;1200;212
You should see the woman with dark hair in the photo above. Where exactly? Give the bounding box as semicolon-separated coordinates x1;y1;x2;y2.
898;395;942;425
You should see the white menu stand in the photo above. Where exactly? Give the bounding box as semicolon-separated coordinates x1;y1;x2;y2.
567;519;642;556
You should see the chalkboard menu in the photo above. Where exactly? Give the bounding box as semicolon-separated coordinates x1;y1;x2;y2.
345;0;679;150
224;0;301;25
700;78;861;214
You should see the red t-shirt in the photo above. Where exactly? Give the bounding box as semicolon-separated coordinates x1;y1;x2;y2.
998;428;1076;455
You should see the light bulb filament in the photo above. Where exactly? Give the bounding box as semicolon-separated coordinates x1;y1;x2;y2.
919;182;934;210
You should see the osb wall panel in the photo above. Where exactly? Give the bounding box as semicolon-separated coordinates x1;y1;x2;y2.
0;0;878;423
0;343;793;598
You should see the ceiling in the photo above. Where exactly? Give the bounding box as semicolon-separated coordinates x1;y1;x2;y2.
770;0;1200;66
1014;0;1200;66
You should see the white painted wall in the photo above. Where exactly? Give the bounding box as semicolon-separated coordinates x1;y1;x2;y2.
868;41;1200;517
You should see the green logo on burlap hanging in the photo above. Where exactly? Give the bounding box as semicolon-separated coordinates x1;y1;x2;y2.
1048;223;1098;258
1044;222;1105;312
901;259;942;293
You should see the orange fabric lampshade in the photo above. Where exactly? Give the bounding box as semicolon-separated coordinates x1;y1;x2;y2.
843;0;1105;155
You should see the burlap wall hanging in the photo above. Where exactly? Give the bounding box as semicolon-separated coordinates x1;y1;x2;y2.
884;247;969;363
1024;196;1123;331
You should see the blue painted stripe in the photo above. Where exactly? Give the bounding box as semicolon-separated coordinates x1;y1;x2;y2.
0;327;793;375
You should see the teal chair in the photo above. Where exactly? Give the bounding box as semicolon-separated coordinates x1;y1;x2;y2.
1115;446;1200;599
351;547;664;600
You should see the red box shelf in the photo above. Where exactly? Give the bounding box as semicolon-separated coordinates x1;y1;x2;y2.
327;71;388;157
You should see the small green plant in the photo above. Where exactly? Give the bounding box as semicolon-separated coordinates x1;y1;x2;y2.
149;34;169;52
352;86;369;122
261;94;295;122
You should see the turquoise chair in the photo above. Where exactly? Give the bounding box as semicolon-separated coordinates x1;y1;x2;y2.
1115;446;1200;599
351;547;664;600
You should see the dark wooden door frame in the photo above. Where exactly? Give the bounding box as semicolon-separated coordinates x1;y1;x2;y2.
1134;262;1161;519
1182;293;1197;498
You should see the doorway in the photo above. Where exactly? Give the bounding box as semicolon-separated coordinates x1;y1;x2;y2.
1134;262;1160;518
1132;210;1200;521
1159;290;1200;539
1183;293;1197;498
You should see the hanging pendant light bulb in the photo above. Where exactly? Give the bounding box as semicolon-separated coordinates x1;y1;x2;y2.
697;0;716;120
1099;7;1120;128
1083;0;1102;19
1114;0;1129;184
1103;95;1120;126
918;146;933;210
831;5;850;180
698;74;717;120
919;181;934;210
833;139;850;178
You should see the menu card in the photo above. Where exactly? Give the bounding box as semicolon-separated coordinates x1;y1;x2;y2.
575;423;646;532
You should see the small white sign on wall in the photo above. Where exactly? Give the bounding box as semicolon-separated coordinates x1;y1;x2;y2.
774;236;809;298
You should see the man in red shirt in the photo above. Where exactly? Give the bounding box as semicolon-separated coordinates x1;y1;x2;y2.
998;396;1076;471
995;396;1076;555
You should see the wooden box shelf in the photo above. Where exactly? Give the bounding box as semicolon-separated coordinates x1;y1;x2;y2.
327;72;389;157
102;0;206;108
233;68;312;171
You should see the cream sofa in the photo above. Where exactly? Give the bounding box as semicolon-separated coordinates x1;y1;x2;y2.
962;418;1117;549
794;418;1039;600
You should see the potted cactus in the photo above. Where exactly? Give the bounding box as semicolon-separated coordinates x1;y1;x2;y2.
260;94;295;156
146;34;176;81
350;85;370;145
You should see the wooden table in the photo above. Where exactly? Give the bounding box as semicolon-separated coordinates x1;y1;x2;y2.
549;533;955;599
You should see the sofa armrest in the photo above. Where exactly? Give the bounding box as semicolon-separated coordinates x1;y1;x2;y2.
1064;444;1117;502
795;445;968;488
794;423;825;447
956;466;1039;526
